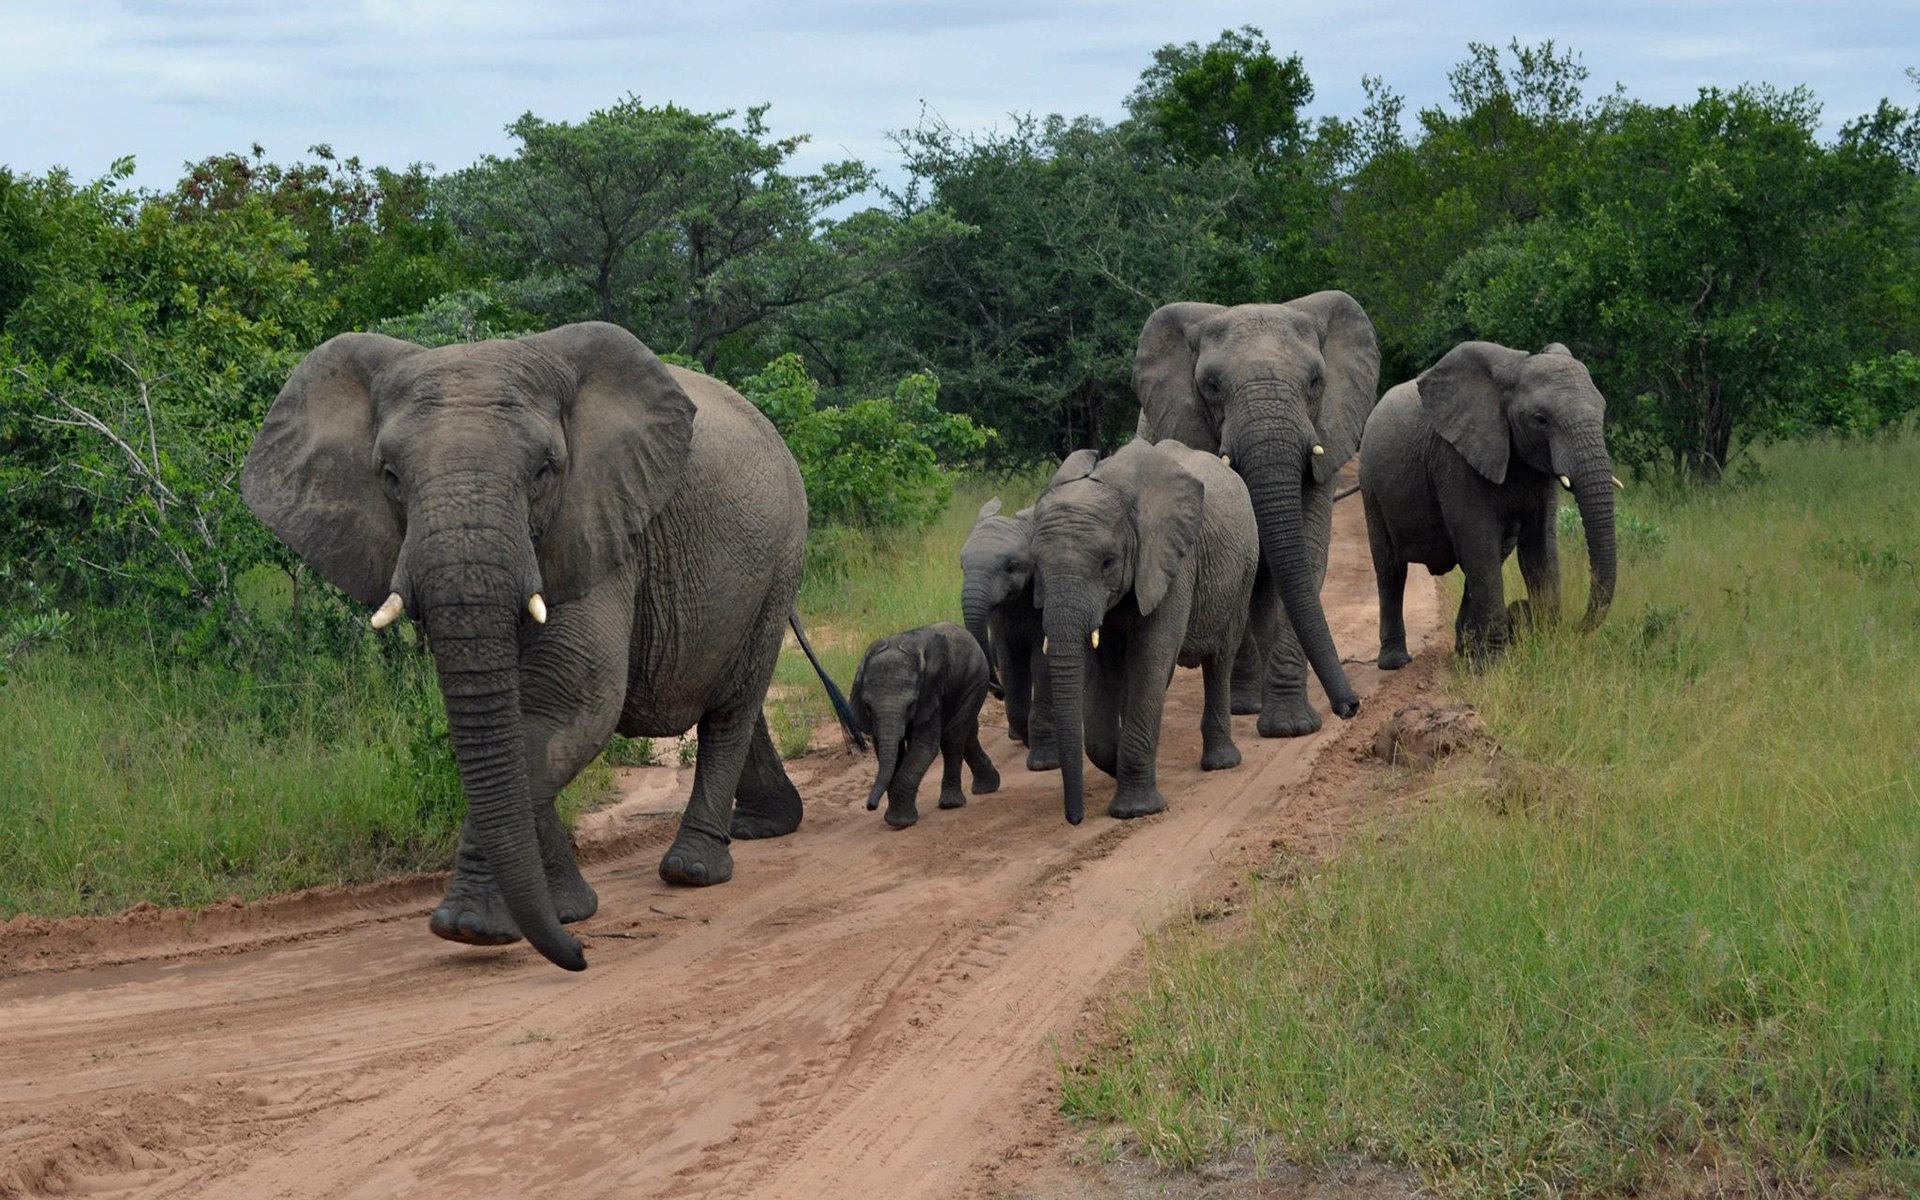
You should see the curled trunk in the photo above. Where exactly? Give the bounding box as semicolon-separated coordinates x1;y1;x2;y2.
1239;439;1359;717
1567;436;1618;631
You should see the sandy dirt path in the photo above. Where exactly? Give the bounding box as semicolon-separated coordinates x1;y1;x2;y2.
0;496;1441;1200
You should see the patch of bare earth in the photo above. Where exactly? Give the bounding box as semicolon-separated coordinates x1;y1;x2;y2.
0;495;1442;1200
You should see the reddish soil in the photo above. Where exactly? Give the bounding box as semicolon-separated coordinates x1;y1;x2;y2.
0;497;1442;1200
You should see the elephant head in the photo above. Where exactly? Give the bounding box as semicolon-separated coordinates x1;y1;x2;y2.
1032;441;1203;825
850;633;943;813
1132;292;1379;719
958;497;1035;696
241;322;696;971
1419;340;1617;629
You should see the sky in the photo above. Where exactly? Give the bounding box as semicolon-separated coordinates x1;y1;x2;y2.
3;0;1915;195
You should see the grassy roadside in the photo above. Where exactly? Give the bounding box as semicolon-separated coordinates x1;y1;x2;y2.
1062;437;1920;1196
0;472;1044;919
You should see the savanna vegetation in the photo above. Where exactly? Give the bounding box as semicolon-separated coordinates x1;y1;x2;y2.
2;29;1918;1190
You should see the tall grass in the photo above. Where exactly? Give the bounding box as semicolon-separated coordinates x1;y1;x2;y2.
1063;437;1920;1196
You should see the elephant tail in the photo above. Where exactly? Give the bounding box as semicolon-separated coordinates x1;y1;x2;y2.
1333;481;1361;503
789;611;867;751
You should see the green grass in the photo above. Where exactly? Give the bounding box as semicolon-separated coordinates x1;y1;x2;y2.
765;470;1051;753
1062;437;1920;1196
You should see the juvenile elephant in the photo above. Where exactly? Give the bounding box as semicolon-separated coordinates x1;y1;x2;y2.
1033;439;1258;825
959;498;1057;771
1359;341;1618;668
1134;292;1380;737
242;322;855;972
851;623;1001;829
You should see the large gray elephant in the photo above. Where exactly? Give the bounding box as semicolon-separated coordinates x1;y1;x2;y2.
850;622;1000;830
1133;292;1380;737
1359;340;1618;667
1033;439;1258;825
241;322;853;972
959;498;1057;771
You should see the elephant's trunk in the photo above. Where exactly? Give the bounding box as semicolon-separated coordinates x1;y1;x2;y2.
1236;423;1359;718
867;713;905;810
960;583;1000;696
413;507;584;972
1565;430;1618;631
1043;600;1098;824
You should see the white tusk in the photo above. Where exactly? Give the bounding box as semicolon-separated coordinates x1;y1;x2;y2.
1611;475;1625;490
369;593;404;630
1042;636;1050;656
528;594;548;624
1220;454;1231;466
1560;475;1572;489
1311;444;1325;457
1090;628;1100;649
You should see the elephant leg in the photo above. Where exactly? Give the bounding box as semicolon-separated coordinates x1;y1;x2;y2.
1455;528;1510;668
1515;498;1561;633
730;712;803;840
1083;646;1123;780
1199;653;1240;771
1258;485;1333;738
1111;638;1172;819
1367;492;1413;671
1024;646;1060;772
431;576;632;945
1230;573;1274;714
1001;639;1032;744
884;724;942;829
965;728;1001;794
937;724;970;811
659;702;762;885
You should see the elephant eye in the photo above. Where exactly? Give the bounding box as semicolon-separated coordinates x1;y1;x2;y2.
1531;411;1551;427
1101;554;1117;573
533;458;556;486
381;464;402;495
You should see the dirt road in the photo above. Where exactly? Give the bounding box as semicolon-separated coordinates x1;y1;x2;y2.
0;498;1440;1200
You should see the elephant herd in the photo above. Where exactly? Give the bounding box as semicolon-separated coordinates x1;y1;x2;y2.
241;293;1618;972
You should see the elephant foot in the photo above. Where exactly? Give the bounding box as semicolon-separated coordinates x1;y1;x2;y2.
430;879;522;944
1230;687;1263;716
970;765;1001;795
730;782;803;840
658;826;734;887
938;787;968;810
1200;741;1241;771
1378;645;1412;671
1108;787;1167;820
550;871;599;925
883;799;920;830
1026;744;1061;772
1257;693;1322;738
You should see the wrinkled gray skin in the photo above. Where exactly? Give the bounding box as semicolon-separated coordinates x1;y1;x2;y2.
959;498;1057;772
1033;440;1258;825
851;623;1001;830
242;322;822;972
1133;292;1379;738
1359;341;1618;668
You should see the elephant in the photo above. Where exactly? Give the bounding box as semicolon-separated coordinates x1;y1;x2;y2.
850;622;1001;830
959;498;1058;772
1358;340;1618;668
1032;439;1258;825
1133;291;1380;738
241;322;857;972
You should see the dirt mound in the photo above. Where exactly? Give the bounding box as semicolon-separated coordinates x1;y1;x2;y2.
1372;699;1490;768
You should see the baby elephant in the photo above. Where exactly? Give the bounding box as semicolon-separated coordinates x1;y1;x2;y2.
851;623;1002;829
960;498;1058;771
1360;341;1618;668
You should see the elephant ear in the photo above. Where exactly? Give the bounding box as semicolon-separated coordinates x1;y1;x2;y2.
1418;341;1529;484
911;630;949;724
1045;448;1101;492
1283;291;1381;485
849;638;886;732
519;322;697;604
242;332;424;605
977;496;1003;521
1540;342;1573;357
1097;443;1203;618
1133;302;1228;449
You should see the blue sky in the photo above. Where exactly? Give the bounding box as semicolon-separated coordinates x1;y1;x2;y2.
4;1;1914;194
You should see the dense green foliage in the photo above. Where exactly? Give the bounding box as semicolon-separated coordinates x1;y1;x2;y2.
1065;437;1920;1195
